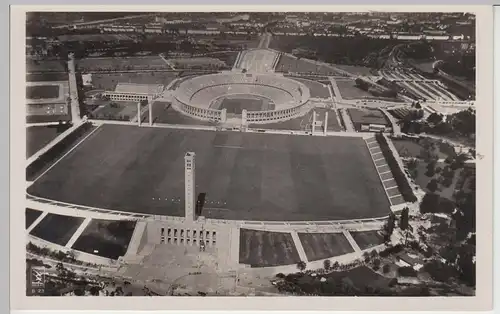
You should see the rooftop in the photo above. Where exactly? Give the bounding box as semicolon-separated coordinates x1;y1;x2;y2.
114;83;164;95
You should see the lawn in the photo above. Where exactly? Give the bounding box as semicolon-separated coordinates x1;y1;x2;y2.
89;102;138;121
29;213;84;246
28;124;390;221
26;85;60;100
71;219;137;260
290;77;331;99
298;232;354;261
26;124;72;158
391;138;450;160
350;230;385;251
335;79;374;99
26;59;67;72
77;56;170;72
332;64;375;76
239;229;300;267
25;208;43;229
26;104;70;124
275;54;343;76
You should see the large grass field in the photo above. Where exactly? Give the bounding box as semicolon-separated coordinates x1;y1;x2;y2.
71;219;136;259
29;213;84;246
28;124;390;221
239;229;300;267
211;95;274;114
298;232;354;261
26;124;71;158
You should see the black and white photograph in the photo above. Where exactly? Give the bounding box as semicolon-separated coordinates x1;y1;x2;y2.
10;5;494;311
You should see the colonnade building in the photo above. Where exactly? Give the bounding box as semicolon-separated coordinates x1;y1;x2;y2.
103;83;164;102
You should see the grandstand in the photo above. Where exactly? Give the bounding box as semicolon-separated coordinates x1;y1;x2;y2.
103;83;164;102
233;49;280;73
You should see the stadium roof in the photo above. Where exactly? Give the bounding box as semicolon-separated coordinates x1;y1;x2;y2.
114;83;164;95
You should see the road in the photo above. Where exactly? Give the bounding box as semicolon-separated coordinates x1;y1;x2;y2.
67;54;82;123
258;32;272;49
53;13;155;29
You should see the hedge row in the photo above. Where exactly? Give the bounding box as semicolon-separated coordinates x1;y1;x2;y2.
375;132;417;203
26;122;94;181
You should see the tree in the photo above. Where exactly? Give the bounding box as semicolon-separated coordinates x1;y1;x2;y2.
74;288;85;296
441;176;453;188
382;264;391;274
425;161;436;177
297;261;307;272
383;213;396;241
427;112;443;125
420;192;440;214
427;179;439;192
400;207;409;230
332;261;340;269
89;286;100;296
363;251;371;263
323;259;331;271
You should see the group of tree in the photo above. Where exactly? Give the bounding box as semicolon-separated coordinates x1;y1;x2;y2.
398;108;475;139
419;192;456;215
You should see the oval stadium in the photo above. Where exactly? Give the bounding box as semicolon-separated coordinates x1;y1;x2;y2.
172;72;310;124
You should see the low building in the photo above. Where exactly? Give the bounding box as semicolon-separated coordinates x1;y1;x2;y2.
103;83;164;102
395;252;424;271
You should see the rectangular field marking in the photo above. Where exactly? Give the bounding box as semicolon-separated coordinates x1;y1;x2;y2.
32;125;103;184
26;211;48;234
386;186;399;191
